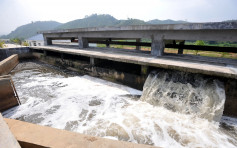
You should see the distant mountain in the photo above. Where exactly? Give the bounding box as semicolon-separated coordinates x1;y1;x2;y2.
223;20;237;22
114;19;147;26
56;14;117;29
147;19;188;24
1;21;61;39
1;14;190;39
57;14;187;30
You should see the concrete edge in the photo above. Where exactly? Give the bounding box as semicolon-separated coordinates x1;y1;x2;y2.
39;22;237;34
0;114;21;148
4;118;157;148
0;54;19;75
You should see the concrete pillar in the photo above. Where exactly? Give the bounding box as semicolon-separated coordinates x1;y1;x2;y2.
90;57;100;66
61;53;64;59
78;36;88;48
44;50;47;56
151;36;165;56
178;41;185;54
44;37;52;46
136;39;141;50
141;65;148;76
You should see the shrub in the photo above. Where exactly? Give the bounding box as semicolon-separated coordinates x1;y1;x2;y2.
10;38;22;45
0;40;5;48
22;41;29;46
195;40;205;46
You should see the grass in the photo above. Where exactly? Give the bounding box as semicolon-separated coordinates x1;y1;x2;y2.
165;48;237;59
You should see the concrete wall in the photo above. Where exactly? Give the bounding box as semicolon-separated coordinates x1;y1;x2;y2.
5;118;156;148
33;52;146;90
0;47;31;61
0;55;20;112
224;79;237;117
0;54;19;75
0;114;21;148
0;76;20;112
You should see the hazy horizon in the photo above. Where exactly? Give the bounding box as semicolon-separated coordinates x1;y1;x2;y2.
1;0;237;35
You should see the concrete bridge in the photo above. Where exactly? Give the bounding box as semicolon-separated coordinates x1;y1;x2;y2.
40;22;237;56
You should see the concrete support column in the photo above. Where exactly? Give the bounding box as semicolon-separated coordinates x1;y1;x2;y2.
151;36;165;56
61;53;64;59
136;39;141;50
90;57;100;66
44;37;52;46
78;36;88;48
178;41;185;54
43;50;47;56
141;65;148;76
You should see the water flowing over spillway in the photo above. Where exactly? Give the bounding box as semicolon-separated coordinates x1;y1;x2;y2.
141;70;226;122
3;61;237;148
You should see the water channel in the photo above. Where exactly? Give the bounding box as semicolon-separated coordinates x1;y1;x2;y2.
3;61;237;147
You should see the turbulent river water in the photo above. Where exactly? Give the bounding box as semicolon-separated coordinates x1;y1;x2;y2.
3;61;237;147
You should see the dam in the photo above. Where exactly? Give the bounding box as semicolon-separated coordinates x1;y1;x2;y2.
1;22;237;147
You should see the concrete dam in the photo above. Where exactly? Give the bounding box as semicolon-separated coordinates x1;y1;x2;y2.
1;22;237;148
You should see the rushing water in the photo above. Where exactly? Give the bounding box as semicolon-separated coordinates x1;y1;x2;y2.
3;61;237;148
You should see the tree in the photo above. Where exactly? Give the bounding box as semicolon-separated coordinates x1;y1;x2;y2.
195;40;205;46
10;38;22;45
0;40;5;48
194;40;205;55
22;41;29;46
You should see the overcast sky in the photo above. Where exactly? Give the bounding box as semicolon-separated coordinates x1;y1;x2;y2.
0;0;237;35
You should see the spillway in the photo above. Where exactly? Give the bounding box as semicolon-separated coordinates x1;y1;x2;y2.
3;61;237;148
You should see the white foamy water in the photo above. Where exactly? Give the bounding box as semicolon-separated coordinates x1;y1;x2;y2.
141;71;226;122
3;61;237;148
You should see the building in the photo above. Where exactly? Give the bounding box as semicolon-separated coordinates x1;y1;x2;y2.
26;34;44;46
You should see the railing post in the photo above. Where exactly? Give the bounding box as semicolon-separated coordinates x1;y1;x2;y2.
106;38;111;48
136;39;141;50
178;41;185;54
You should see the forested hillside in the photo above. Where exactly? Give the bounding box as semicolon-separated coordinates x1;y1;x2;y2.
1;14;189;39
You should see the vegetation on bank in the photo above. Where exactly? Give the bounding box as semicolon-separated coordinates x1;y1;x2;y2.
22;41;29;46
10;38;22;45
0;40;5;48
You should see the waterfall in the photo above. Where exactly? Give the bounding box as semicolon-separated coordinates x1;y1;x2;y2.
140;70;226;122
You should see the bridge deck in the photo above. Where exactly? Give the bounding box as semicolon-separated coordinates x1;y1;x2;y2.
30;46;237;79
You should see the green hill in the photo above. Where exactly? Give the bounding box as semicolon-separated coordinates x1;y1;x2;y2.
1;21;61;39
147;19;188;24
1;14;190;39
56;14;117;29
56;14;187;29
114;19;147;26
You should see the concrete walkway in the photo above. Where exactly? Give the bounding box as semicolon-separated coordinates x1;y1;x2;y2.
31;46;237;79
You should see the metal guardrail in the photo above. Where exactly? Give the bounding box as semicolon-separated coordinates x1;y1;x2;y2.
88;40;237;53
